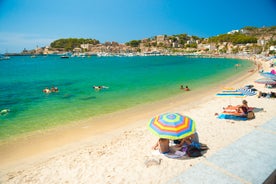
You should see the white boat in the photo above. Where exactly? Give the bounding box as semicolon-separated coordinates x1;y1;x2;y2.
60;55;70;59
0;55;10;60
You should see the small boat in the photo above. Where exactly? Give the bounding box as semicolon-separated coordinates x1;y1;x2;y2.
0;55;10;60
60;55;70;59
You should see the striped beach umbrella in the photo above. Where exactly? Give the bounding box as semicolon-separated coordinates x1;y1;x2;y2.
255;78;276;85
260;72;276;80
236;88;256;96
148;113;196;140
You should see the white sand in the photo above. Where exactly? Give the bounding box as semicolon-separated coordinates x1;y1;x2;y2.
0;57;275;184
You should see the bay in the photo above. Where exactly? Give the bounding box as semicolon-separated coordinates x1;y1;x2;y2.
0;55;253;140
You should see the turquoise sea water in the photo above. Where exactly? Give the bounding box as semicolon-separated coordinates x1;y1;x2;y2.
0;56;253;140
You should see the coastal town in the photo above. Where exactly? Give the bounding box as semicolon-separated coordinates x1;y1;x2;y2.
3;26;276;58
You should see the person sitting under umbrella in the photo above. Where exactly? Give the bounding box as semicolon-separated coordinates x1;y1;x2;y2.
174;132;206;148
174;134;195;147
173;132;208;152
152;138;170;154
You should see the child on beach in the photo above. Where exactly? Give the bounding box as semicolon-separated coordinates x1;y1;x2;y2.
152;138;170;154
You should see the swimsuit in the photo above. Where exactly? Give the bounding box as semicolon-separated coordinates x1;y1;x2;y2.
241;106;248;114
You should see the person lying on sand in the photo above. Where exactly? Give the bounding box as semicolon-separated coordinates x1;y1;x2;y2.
222;100;255;119
258;91;276;98
223;100;250;114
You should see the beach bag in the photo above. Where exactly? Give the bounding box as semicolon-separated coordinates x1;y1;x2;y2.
247;111;255;119
187;145;202;157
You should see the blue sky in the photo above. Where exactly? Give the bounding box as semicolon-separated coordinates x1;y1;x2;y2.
0;0;275;53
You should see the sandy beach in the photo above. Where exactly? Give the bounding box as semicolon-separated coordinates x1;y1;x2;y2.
0;56;275;184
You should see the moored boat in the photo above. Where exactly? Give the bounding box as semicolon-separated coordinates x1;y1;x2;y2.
0;55;10;60
60;55;70;59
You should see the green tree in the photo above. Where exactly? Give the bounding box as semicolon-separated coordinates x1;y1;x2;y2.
158;42;164;47
50;38;99;50
125;40;141;47
242;26;258;31
151;42;157;47
208;33;257;44
186;43;197;48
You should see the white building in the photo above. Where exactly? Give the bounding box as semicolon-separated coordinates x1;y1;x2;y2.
80;44;94;51
227;30;239;34
156;35;165;44
269;46;276;51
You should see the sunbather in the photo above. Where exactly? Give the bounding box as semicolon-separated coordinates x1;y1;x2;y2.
223;100;250;115
238;100;249;114
258;91;276;98
221;100;255;119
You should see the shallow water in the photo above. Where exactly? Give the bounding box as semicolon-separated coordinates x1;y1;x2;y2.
0;55;253;140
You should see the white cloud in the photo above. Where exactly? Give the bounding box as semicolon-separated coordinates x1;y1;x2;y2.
0;32;55;53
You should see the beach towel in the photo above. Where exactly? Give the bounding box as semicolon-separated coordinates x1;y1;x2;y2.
165;151;186;159
218;113;248;121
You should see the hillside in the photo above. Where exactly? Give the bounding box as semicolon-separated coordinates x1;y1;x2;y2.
20;26;276;55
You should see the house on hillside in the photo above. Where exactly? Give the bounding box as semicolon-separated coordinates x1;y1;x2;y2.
270;46;276;52
156;35;165;43
227;30;239;34
197;43;216;52
73;47;82;53
80;44;94;51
